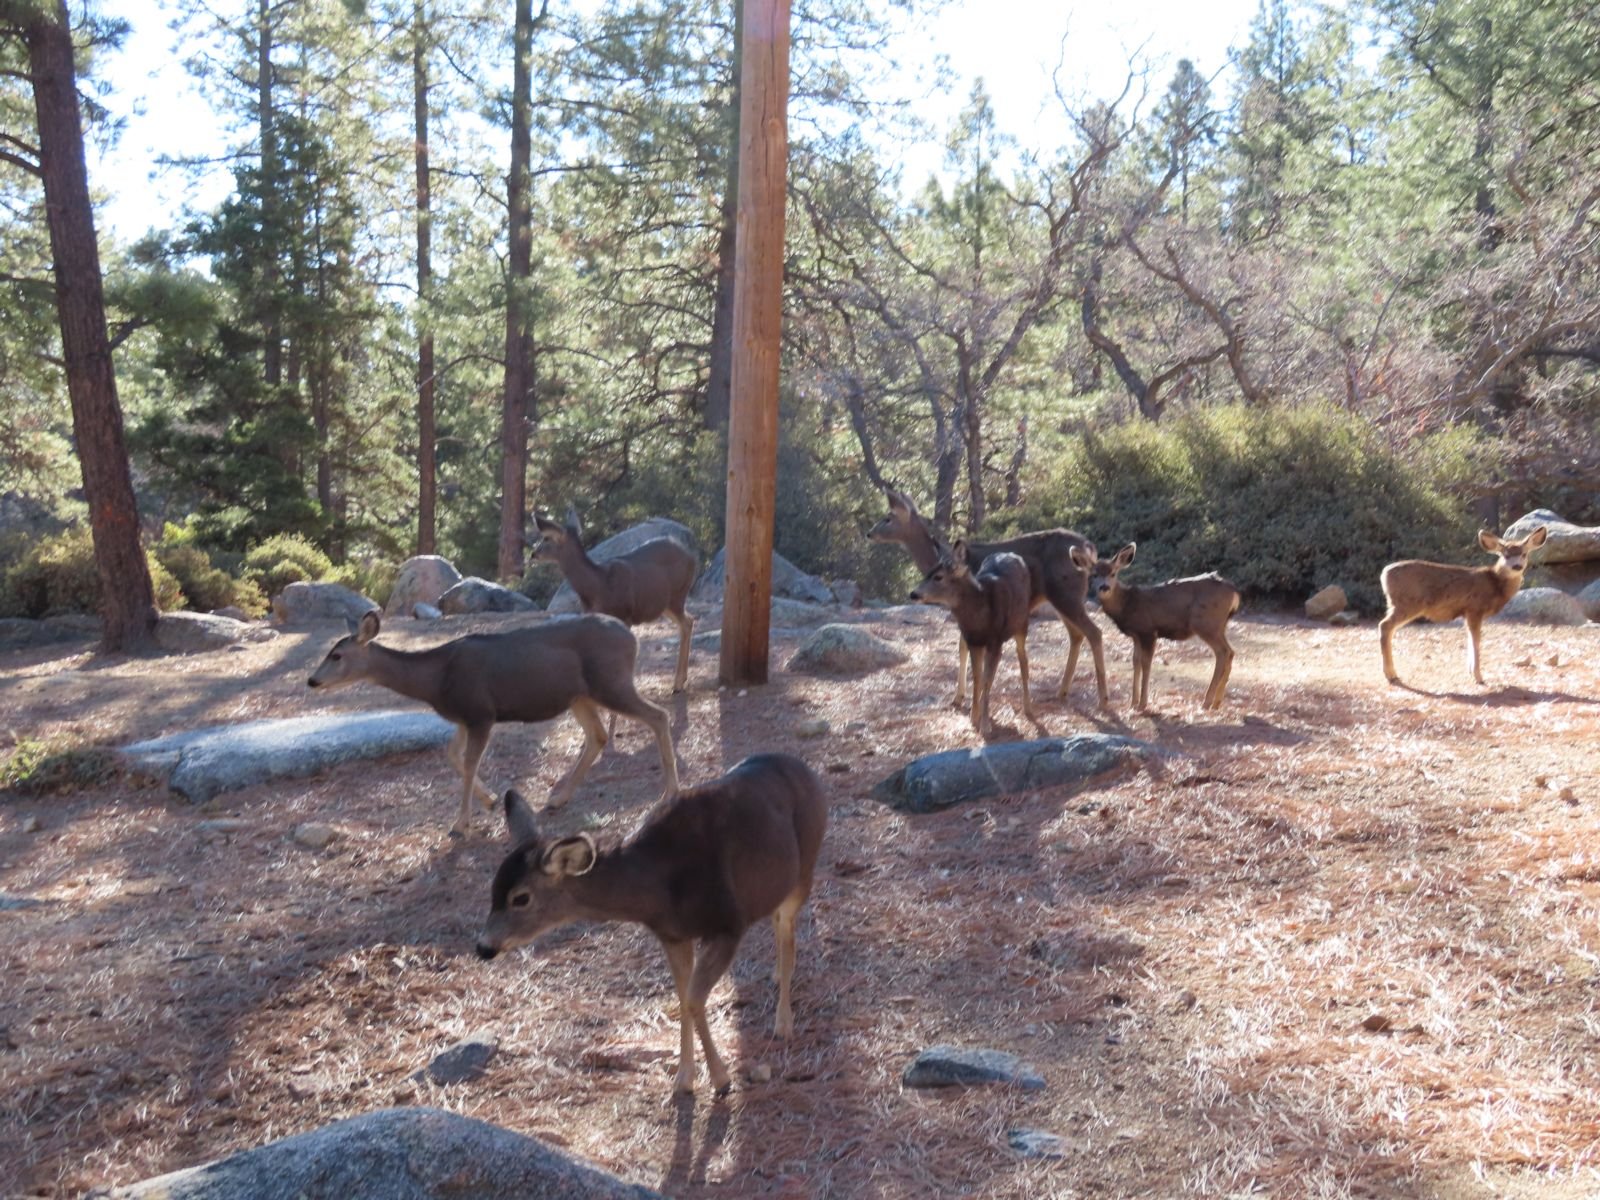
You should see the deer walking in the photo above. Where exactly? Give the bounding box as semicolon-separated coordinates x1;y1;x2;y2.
530;507;698;694
909;543;1035;736
869;488;1109;707
1070;543;1241;711
476;753;827;1096
307;610;680;837
1379;525;1549;686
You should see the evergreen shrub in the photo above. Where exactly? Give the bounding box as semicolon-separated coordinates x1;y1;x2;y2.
1;527;185;618
154;525;267;615
241;533;336;598
994;404;1481;614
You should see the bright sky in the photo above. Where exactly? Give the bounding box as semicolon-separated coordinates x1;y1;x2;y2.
91;0;1266;242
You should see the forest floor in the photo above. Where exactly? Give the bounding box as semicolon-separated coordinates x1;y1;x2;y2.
4;603;1600;1199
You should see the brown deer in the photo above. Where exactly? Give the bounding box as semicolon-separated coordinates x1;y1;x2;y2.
530;507;698;693
909;543;1035;736
307;610;680;837
1379;525;1549;686
868;487;1109;707
1070;543;1241;711
475;753;827;1096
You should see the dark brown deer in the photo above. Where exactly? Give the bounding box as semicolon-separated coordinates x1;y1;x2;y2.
1070;543;1241;711
909;543;1035;736
1379;525;1549;686
869;487;1109;707
531;507;698;693
307;610;679;837
475;753;827;1096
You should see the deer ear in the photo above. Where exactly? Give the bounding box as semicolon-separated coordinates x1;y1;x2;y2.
1114;543;1137;568
1478;529;1501;553
564;505;582;537
542;834;596;877
886;488;909;514
1070;546;1094;570
1526;526;1549;549
504;789;540;845
356;609;381;643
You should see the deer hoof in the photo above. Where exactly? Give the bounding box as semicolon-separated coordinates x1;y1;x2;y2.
671;1070;696;1096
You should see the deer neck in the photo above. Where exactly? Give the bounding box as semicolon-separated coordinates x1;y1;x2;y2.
557;540;609;604
900;518;945;575
364;642;448;705
565;842;670;924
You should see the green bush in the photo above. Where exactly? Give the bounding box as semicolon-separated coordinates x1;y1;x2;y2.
346;559;398;610
994;404;1483;614
153;529;268;616
1;527;185;618
241;533;335;598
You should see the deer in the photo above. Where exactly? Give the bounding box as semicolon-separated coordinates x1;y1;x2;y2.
909;543;1035;737
1070;543;1241;711
475;753;827;1096
307;609;680;837
529;507;698;695
1379;525;1549;687
869;487;1109;708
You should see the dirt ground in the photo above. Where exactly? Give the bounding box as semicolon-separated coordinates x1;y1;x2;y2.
3;603;1600;1199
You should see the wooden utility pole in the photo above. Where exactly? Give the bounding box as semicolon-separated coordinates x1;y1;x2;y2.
719;0;791;686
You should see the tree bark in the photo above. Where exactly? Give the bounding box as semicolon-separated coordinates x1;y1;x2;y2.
15;0;157;650
719;0;790;686
497;0;542;580
702;0;742;436
413;0;436;555
257;0;283;388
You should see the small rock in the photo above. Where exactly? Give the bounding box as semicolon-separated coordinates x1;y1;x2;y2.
788;624;908;676
1361;1012;1393;1033
902;1045;1045;1090
795;718;831;739
416;1031;499;1085
413;602;443;620
1006;1128;1069;1159
1304;585;1347;621
20;815;40;834
1547;653;1562;667
293;823;340;850
1173;989;1198;1011
747;1062;773;1084
1328;611;1359;627
197;818;251;835
1560;787;1578;805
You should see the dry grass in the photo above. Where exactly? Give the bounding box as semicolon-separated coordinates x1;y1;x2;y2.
3;607;1600;1198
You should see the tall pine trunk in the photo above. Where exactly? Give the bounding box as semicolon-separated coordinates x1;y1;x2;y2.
16;0;157;650
702;0;742;436
413;0;436;555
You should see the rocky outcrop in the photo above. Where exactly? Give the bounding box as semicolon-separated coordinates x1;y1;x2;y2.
787;624;907;675
691;547;833;606
1493;587;1587;625
271;581;378;625
873;734;1156;814
1503;509;1600;564
385;556;463;617
438;577;538;615
1304;585;1347;621
153;612;278;654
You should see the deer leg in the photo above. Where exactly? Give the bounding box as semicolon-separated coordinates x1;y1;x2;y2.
1134;636;1155;711
452;725;493;837
1201;631;1234;709
672;608;694;693
771;889;808;1039
446;726;497;809
1012;633;1036;721
1379;610;1411;685
550;698;608;809
979;642;1004;737
1058;625;1083;701
950;637;969;708
610;693;679;801
661;938;699;1094
686;935;741;1094
967;645;987;733
1465;613;1485;685
1051;590;1109;707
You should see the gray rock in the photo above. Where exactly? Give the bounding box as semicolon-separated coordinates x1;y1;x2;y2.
272;581;378;625
102;1106;661;1200
1328;611;1360;627
210;607;251;622
154;612;278;655
1503;509;1600;565
121;711;456;804
20;815;41;834
795;718;831;739
788;624;907;676
416;1031;499;1084
692;547;833;605
196;818;251;835
438;577;538;615
874;735;1155;814
1304;585;1347;621
770;598;838;628
1007;1128;1071;1159
412;602;443;621
1580;579;1600;622
292;822;340;850
1493;587;1587;626
547;519;698;615
386;556;463;617
828;578;864;608
0;892;46;911
903;1046;1045;1090
0;614;99;650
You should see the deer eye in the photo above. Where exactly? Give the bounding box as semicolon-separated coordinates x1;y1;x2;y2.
510;891;531;908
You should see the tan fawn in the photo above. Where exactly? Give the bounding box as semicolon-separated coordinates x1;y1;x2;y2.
530;506;698;693
307;610;680;837
869;487;1109;707
1379;525;1549;686
909;542;1035;736
1070;543;1241;711
476;753;827;1096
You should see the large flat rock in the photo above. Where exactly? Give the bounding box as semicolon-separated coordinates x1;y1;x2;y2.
122;711;456;803
1504;509;1600;565
873;734;1155;813
102;1106;661;1200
